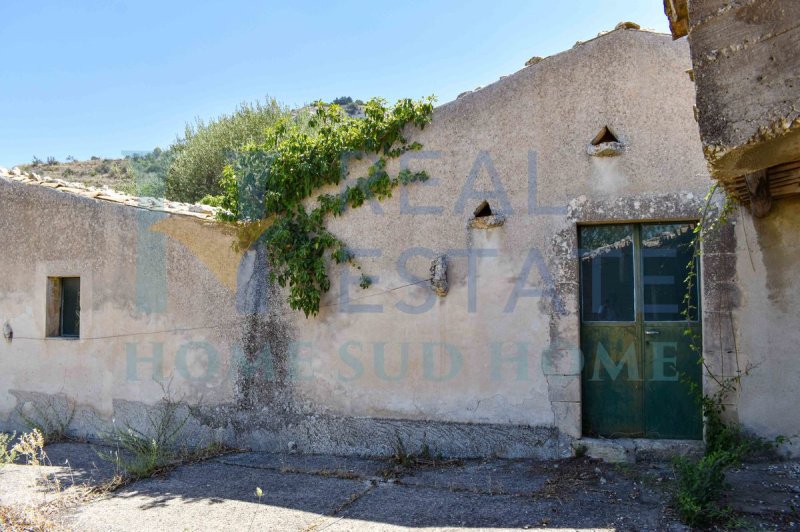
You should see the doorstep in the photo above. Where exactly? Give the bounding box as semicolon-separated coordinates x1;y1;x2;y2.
574;438;705;463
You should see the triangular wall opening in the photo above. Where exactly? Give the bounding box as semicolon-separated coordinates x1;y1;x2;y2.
591;126;619;145
474;201;493;217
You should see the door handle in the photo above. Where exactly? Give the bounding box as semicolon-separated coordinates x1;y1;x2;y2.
645;329;660;336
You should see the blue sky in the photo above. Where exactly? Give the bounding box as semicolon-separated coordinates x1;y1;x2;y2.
0;1;670;167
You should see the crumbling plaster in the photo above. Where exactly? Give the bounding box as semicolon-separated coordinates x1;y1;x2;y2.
6;28;788;457
731;198;800;455
286;29;712;443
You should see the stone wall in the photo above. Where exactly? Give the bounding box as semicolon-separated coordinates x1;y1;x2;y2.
6;27;793;457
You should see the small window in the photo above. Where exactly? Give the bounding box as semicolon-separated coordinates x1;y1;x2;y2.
46;277;80;338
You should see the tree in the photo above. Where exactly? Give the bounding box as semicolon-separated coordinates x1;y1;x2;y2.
165;98;298;203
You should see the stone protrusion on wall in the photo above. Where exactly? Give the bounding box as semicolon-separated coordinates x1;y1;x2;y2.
468;200;505;229
2;321;11;344
701;252;741;382
699;210;740;418
587;142;624;157
468;214;506;229
430;255;448;297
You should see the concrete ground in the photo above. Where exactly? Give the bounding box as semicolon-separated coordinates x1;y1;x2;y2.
1;442;798;531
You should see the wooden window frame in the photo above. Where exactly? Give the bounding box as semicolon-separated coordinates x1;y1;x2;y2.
46;277;80;338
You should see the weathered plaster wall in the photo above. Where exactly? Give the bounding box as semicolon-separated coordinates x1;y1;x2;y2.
728;198;800;455
4;28;768;458
283;29;713;445
0;182;243;434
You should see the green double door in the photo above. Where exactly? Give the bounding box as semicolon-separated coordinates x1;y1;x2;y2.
579;223;702;439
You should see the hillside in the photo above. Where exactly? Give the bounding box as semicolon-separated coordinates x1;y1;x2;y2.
17;157;134;193
16;151;170;197
12;97;365;200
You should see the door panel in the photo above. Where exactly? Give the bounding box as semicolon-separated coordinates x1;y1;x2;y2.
579;222;702;440
581;324;643;437
643;323;703;439
641;222;702;439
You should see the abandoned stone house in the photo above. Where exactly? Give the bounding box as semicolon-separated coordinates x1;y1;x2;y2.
1;26;797;459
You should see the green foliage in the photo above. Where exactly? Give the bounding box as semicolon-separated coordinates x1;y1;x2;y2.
166;98;300;203
0;430;49;467
96;160;112;174
123;148;173;197
212;96;435;316
17;395;75;444
695;374;786;459
384;433;454;477
0;432;17;465
672;185;787;527
673;451;736;527
573;443;588;458
675;371;788;527
391;434;414;468
332;97;362;116
682;183;736;350
14;429;46;466
199;194;225;207
97;394;188;479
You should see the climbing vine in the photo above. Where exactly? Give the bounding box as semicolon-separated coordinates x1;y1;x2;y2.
674;185;788;527
205;97;435;316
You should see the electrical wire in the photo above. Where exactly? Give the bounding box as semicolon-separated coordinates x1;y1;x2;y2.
9;277;433;342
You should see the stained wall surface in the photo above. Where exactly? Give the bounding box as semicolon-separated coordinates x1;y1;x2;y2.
4;28;792;457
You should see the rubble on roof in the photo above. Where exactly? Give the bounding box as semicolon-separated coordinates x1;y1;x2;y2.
525;56;543;67
0;166;220;221
615;21;641;30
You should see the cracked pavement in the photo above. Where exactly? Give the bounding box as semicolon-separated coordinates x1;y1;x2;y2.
2;442;798;530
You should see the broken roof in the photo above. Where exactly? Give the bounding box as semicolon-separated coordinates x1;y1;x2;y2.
0;166;220;221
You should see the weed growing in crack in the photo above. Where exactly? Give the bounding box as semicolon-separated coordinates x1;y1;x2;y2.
0;432;18;465
384;433;461;477
96;387;189;479
0;504;60;531
248;486;265;531
573;443;588;458
13;429;46;466
96;386;235;481
17;395;76;444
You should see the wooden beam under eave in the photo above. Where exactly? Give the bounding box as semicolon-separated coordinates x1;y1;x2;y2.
727;160;800;207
